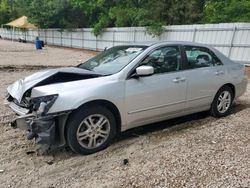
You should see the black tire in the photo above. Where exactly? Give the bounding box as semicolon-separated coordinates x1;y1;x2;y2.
210;85;233;118
66;105;116;155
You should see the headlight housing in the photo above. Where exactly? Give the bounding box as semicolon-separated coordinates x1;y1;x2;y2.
31;94;58;115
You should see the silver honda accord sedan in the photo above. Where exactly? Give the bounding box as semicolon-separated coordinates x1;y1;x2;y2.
6;41;248;155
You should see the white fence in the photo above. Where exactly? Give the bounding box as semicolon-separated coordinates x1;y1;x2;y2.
1;23;250;64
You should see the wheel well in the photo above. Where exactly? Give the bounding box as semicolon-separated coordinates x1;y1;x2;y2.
69;100;122;133
223;83;235;99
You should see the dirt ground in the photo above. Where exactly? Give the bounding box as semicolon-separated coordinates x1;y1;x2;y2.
0;40;250;188
0;39;96;67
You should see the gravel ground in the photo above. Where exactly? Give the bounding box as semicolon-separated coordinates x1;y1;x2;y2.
0;40;96;67
0;40;249;188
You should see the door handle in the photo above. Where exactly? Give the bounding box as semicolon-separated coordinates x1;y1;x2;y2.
215;70;224;75
179;77;186;82
173;77;186;83
173;78;179;83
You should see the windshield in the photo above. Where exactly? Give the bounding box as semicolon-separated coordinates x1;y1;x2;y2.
78;45;147;75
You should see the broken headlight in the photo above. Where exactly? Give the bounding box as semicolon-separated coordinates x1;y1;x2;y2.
31;94;58;115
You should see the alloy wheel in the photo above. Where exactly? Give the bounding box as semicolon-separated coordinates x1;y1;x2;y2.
217;91;231;113
76;114;111;149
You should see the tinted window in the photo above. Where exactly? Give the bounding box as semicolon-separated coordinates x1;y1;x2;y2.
183;46;222;69
140;46;182;74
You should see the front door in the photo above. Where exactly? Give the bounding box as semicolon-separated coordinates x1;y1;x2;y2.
124;45;187;128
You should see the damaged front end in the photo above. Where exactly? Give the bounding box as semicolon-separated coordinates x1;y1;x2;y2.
5;67;104;153
14;114;56;144
6;92;70;151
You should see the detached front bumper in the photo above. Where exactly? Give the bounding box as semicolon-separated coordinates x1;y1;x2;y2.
13;114;56;145
6;97;70;148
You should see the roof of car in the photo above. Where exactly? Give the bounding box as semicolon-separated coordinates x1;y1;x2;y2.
114;41;234;65
129;41;212;48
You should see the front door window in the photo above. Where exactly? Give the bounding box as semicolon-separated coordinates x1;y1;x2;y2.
140;46;182;74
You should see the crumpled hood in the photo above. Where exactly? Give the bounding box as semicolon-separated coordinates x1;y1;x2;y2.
7;67;101;103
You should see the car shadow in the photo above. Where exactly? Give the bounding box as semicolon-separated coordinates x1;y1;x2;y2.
231;102;250;114
117;102;250;142
48;102;249;157
117;111;209;142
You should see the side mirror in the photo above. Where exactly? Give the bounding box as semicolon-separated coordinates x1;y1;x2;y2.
136;65;154;76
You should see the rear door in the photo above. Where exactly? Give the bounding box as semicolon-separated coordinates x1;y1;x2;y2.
181;45;226;109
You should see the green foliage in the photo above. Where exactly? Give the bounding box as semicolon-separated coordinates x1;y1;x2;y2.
72;0;203;36
165;0;203;24
0;0;10;25
0;0;18;26
1;0;250;37
13;0;87;29
204;0;250;23
92;13;111;36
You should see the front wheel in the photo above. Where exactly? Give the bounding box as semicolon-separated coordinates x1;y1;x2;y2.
210;86;233;118
66;105;116;155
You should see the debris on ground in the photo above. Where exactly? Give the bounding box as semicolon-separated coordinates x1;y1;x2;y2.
26;151;36;155
123;159;129;165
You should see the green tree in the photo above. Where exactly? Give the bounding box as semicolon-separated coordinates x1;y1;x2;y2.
204;0;250;23
1;0;205;35
164;0;203;24
108;0;164;36
15;0;87;28
72;0;203;36
0;0;18;26
72;0;116;35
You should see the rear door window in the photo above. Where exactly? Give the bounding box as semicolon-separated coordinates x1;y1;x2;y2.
183;46;222;69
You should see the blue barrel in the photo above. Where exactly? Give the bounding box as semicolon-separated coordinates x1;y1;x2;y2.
35;39;42;49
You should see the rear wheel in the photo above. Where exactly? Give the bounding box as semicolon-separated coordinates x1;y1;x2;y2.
66;105;116;155
210;86;233;117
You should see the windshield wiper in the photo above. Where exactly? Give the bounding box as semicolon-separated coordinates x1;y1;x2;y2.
77;65;92;71
75;66;105;76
